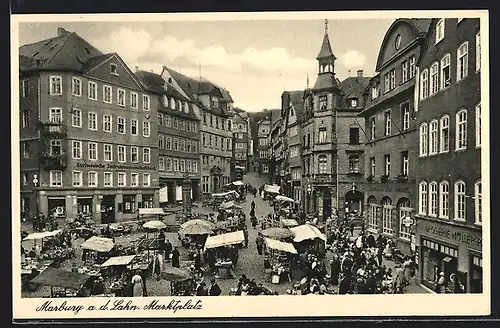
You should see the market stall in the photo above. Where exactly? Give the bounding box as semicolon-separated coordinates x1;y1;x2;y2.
261;227;295;242
281;218;299;228
160;267;196;296
179;222;214;261
80;236;115;265
290;224;327;257
23;229;74;265
204;230;243;279
264;238;297;284
100;255;136;296
211;191;240;209
21;259;54;291
138;208;166;220
263;184;280;200
30;267;92;297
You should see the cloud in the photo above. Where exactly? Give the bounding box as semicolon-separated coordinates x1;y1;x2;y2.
339;50;367;69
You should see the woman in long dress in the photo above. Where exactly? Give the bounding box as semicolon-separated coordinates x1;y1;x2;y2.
132;274;144;297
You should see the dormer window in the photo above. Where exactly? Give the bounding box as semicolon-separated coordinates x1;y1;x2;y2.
163;95;169;107
211;97;219;108
183;102;189;113
350;98;358;108
110;63;118;76
371;86;378;100
170;98;176;109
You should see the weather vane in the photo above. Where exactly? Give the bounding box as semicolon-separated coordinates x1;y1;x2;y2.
324;19;328;34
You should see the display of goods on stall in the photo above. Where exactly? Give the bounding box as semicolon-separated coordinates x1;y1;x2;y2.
30;267;92;297
108;223;133;236
74;226;97;239
81;236;115;253
40;247;75;262
281;218;299;228
261;227;295;241
160;266;196;296
264;238;297;284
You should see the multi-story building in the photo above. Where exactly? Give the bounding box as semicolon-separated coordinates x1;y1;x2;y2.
135;70;201;204
281;90;305;202
301;21;370;221
160;67;234;198
269;110;282;185
256;115;272;176
360;19;431;258
414;18;482;293
232;110;250;172
19;27;159;224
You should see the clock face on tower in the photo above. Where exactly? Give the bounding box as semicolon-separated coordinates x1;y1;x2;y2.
395;34;402;50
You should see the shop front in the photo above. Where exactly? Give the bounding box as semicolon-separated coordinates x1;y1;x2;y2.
416;218;482;293
159;176;199;205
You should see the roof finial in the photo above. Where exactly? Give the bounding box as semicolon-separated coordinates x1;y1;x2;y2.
324;19;328;34
306;74;309;88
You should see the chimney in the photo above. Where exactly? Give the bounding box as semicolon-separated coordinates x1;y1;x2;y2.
134;66;139;72
57;27;69;37
357;70;364;77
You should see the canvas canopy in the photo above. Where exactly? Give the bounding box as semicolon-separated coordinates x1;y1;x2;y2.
143;220;167;230
276;195;295;203
264;184;280;194
281;218;299;227
290;224;327;243
100;255;136;267
138;208;165;216
212;190;239;198
264;238;297;254
23;229;62;241
204;230;245;250
80;236;114;253
232;180;244;186
235;166;246;170
30;268;91;290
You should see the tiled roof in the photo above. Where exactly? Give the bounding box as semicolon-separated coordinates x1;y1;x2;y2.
317;33;336;59
270;108;281;124
341;76;371;99
313;73;340;90
408;18;432;36
81;53;114;72
288;90;305;120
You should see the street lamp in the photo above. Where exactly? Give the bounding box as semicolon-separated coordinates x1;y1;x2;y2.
182;172;192;217
32;175;39;217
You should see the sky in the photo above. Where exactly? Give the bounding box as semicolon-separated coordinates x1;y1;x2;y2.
18;19;394;112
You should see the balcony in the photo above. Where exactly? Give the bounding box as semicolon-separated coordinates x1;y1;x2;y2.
39;122;68;137
313;174;332;184
39;152;67;169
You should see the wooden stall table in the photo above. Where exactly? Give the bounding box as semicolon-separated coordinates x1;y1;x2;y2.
214;260;235;279
21;259;54;291
30;267;92;297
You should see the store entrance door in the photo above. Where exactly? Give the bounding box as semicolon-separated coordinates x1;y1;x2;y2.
101;195;116;224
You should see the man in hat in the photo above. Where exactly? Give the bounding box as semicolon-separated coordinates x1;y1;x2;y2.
209;278;222;296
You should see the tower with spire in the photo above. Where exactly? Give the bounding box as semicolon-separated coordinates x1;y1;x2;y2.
313;19;340;91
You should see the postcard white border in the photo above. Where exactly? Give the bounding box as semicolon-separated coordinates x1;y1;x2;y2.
11;10;491;319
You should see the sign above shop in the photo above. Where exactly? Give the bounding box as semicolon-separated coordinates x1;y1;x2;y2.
76;162;156;171
423;222;482;249
368;186;410;194
402;217;414;227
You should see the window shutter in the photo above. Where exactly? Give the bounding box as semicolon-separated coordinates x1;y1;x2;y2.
327;93;333;109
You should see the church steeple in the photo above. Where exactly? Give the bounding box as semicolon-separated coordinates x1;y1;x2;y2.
316;19;336;75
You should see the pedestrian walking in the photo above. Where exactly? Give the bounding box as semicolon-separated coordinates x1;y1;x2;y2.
171;246;180;268
209;278;222;296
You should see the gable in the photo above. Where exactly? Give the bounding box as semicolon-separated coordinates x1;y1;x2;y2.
377;20;418;70
85;54;143;90
288;102;297;126
161;68;196;101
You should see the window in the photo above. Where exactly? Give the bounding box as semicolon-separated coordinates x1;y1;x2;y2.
49;76;62;95
384;110;391;136
123;195;135;214
72;77;82;96
50;140;62;156
180;139;186;152
22;110;30;128
419;182;428;215
143;173;151;187
22;142;30;159
457;42;469;81
72;171;82;187
476;32;481;71
429;120;438;155
420;123;428;156
439;181;450;219
88;112;97;131
193;161;198;173
319;96;327;111
202;176;209;193
88;171;98;187
454;181;466;221
157;113;164;126
158;157;165;171
350;99;358;108
117;172;126;187
104;172;113;187
348;155;360;173
142;95;150;111
131;119;138;136
110;63;118;75
384;154;391;176
88;81;97;100
382;197;393;235
409;56;416;78
72;140;82;159
88;142;97;160
429;181;438;216
401;102;410;131
117;145;126;163
143;121;150;137
22;79;29;97
117;89;125;106
456;110;468;150
49;170;62;187
476;103;481;147
390;69;396;90
180;160;185;172
103;144;113;162
192;122;197;133
130;173;138;187
398;199;412;240
173;138;178;151
131;146;138;163
420;69;429;99
318;127;327;143
430;62;439;95
103;85;112;103
103;114;112;132
70;109;81;127
180;120;185;131
401;151;409;175
370;157;375;177
384;73;390;92
436;19;445;44
475;181;482;224
370;117;376;140
368;197;378;231
50;108;62;123
402;61;408;83
117;117;125;134
440;116;450;152
440;54;451;88
349;127;360;145
173;159;179;172
318;155;328;174
143;148;150;163
262;165;269;173
166;137;172;150
158;135;164;149
163;158;171;171
131;92;138;109
371;86;378;100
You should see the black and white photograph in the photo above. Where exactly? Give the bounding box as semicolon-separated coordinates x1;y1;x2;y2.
11;11;490;319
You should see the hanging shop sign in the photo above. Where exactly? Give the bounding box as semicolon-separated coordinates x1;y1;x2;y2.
368;186;411;193
76;162;156;171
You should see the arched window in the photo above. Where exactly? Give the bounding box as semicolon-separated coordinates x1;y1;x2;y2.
420;69;429;99
170;98;176;109
439;181;450;219
368;196;378;231
180;139;186;152
165;158;172;171
165;136;171;150
430;62;439;95
429;181;438;216
177;100;182;111
457;41;469;81
476;103;481;148
163;95;169;107
419;123;428;156
158;135;164;149
419;181;428;215
398;198;412;240
454;181;467;221
429;120;439;155
184;102;189;113
440;54;451;88
318;155;328;174
475;181;482;224
173;138;178;151
456;109;468;150
440;115;450;153
381;197;393;235
159;157;165;171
